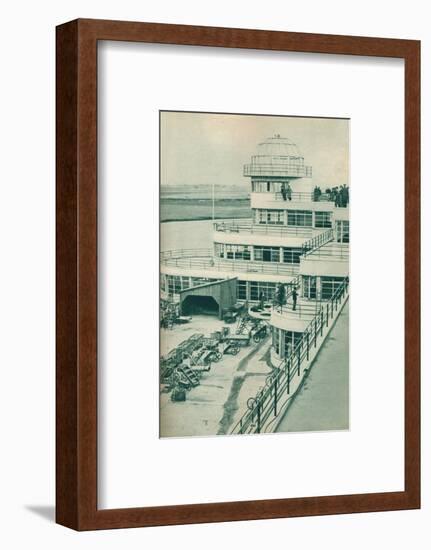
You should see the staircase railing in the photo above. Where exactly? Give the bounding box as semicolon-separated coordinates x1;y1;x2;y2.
301;228;334;258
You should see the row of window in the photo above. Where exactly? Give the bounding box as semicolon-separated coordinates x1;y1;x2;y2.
214;243;252;260
256;209;285;225
162;276;279;302
254;209;332;228
250;281;277;302
214;243;303;264
238;281;280;302
252;181;283;193
251;176;301;194
162;275;346;303
226;244;251;260
254;246;280;263
302;275;345;300
287;210;313;227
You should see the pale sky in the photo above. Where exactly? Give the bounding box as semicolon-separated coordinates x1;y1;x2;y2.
160;111;349;189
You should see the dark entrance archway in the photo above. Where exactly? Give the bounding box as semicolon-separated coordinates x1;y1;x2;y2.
181;295;219;316
179;278;237;319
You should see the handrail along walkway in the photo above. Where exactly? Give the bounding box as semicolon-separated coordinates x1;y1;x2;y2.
231;277;349;435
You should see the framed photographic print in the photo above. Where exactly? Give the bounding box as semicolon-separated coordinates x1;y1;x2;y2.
56;19;420;530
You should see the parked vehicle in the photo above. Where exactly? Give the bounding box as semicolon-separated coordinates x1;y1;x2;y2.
222;339;240;355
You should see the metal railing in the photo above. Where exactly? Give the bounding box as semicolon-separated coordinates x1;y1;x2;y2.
251;190;348;207
302;229;334;257
270;275;322;320
252;190;332;203
213;221;314;238
160;248;213;260
231;277;349;435
275;191;323;202
161;250;300;276
244;164;312;177
272;297;323;321
252;190;312;201
303;244;349;261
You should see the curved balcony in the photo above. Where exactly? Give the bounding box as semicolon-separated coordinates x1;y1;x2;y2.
213;221;313;239
160;248;300;277
244;163;312;178
271;299;323;332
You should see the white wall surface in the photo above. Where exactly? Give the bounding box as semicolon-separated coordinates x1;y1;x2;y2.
0;0;429;548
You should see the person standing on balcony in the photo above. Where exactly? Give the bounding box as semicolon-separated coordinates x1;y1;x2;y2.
292;286;298;311
313;186;321;201
259;291;265;310
281;182;287;200
340;184;349;207
286;182;292;201
331;186;338;204
274;283;286;312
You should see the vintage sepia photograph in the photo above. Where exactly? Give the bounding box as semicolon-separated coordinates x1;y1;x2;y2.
159;111;349;438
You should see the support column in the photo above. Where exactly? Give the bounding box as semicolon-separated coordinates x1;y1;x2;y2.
316;276;322;301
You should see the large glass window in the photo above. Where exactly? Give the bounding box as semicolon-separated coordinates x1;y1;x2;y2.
282;247;302;264
302;275;317;299
237;280;247;300
254;246;280;263
321;277;344;300
287;210;312;227
214;242;224;258
167;275;182;294
258;209;267;224
252;181;264;192
283;330;303;358
252;180;287;193
273;329;303;358
256;208;286;225
267;209;284;225
250;281;277;302
336;220;349;243
273;327;281;355
225;244;251;260
315;211;332;228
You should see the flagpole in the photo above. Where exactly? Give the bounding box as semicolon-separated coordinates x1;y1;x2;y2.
212;183;215;221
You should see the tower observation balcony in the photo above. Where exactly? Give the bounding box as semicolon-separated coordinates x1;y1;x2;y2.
244;162;312;178
243;135;312;179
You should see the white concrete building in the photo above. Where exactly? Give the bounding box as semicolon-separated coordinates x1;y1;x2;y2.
160;134;349;364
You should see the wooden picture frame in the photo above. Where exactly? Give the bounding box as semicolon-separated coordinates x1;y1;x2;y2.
56;18;420;530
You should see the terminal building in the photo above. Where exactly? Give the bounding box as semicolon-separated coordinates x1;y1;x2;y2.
160;134;349;365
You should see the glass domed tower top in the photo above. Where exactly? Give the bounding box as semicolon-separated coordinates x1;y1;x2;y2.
244;134;312;178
